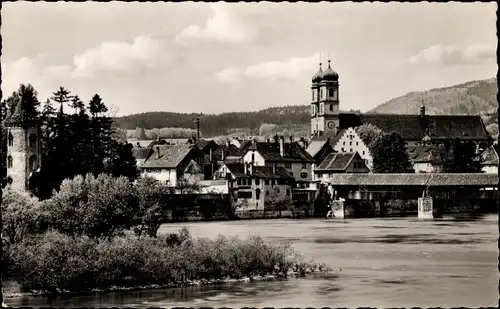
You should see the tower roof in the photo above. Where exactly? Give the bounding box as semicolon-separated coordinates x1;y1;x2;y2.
322;60;339;82
312;63;324;83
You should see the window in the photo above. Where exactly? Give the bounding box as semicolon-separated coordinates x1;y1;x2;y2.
301;172;308;178
330;104;333;111
285;162;291;168
350;148;353;152
255;178;260;185
237;191;252;199
276;188;280;193
286;189;291;196
350;142;352;146
329;88;334;97
341;148;344;152
29;155;38;171
7;133;13;147
343;141;345;146
356;142;359;146
301;163;307;169
362;151;365;155
7;156;12;168
251;153;255;162
29;134;37;148
265;179;269;185
312;91;314;101
237;178;242;185
320;89;323;99
256;188;261;200
271;179;275;186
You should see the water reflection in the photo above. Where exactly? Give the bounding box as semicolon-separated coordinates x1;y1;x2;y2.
7;214;498;308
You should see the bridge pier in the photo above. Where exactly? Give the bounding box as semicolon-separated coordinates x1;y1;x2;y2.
418;197;434;219
330;200;354;218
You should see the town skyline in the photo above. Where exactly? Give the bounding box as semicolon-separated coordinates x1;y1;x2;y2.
2;2;497;116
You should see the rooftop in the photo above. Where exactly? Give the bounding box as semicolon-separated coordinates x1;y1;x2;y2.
142;143;197;169
316;152;358;171
327;173;498;186
249;141;314;163
224;163;295;180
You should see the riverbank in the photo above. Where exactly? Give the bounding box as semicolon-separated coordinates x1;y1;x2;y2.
3;267;335;299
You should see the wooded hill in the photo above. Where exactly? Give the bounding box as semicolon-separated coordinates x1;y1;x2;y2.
115;77;498;138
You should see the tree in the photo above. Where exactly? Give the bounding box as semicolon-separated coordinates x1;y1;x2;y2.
355;123;382;149
44;174;138;240
1;189;43;244
105;141;139;182
2;84;40;123
436;139;482;173
132;176;169;238
135;127;148;140
486;123;498;139
371;131;413;173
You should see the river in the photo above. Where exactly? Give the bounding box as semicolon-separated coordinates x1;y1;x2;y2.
7;214;498;308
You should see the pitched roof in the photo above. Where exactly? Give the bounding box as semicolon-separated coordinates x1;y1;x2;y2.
132;148;151;160
357;114;491;141
310;129;346;148
406;145;441;164
197;139;217;152
142;144;197;169
306;140;332;159
481;145;499;165
214;144;242;158
224;163;294;179
327;173;498;186
249;141;314;162
316;152;357;171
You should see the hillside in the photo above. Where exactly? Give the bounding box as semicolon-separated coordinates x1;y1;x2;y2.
116;77;498;138
369;77;498;125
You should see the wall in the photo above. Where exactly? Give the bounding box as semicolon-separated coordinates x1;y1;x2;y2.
482;165;497;174
143;168;177;186
232;177;292;212
344;156;371;173
413;162;440;173
242;150;266;166
333;127;373;169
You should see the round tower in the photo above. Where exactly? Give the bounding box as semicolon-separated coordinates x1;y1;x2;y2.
4;105;42;192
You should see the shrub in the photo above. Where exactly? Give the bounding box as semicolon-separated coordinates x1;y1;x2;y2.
6;228;325;294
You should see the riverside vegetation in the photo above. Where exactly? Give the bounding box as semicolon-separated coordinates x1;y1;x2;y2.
1;174;330;296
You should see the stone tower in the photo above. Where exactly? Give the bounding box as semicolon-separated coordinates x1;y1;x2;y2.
310;58;340;137
4;105;42;192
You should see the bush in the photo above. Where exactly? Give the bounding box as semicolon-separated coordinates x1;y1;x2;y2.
6;228;326;294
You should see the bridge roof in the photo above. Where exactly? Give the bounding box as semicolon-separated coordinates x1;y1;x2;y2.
327;173;498;187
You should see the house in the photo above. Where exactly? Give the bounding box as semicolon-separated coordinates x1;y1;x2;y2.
230;137;251;149
196;139;220;179
241;136;314;182
214;143;243;163
306;139;334;173
406;145;442;173
314;152;370;181
213;162;295;212
132;147;151;168
481;145;498;174
311;127;373;169
140;143;204;187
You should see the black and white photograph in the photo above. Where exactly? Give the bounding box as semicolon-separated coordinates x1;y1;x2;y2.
0;1;498;308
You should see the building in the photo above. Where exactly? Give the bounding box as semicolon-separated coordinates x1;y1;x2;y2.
310;127;373;169
213;162;295;212
241;136;314;182
481;145;498;174
2;107;42;192
132;147;151;168
406;144;442;173
314;152;369;181
306;138;334;168
309;62;493;151
140;143;204;187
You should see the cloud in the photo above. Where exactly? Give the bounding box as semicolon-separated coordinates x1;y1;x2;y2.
408;44;496;66
72;35;176;77
175;3;256;44
215;53;320;82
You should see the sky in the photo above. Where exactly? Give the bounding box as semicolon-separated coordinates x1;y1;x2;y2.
2;2;497;116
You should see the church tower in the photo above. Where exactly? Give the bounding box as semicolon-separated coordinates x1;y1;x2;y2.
310;57;340;138
4;104;42;192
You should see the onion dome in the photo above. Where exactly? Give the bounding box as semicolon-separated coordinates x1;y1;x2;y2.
322;60;339;82
312;63;324;83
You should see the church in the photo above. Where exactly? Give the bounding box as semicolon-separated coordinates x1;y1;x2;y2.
308;60;493;151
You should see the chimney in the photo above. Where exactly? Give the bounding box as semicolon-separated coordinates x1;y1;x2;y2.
195;118;201;142
156;146;160;159
244;162;248;175
420;101;426;117
272;162;277;175
266;138;270;143
279;135;285;157
222;148;226;161
209;148;213;162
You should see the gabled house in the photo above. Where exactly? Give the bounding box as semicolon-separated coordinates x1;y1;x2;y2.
214;143;243;163
311;127;373;169
213;162;295;212
132;147;151;168
406;145;442;173
314;152;369;181
140;143;204;187
306;139;334;166
241;136;314;182
481;145;498;174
